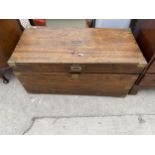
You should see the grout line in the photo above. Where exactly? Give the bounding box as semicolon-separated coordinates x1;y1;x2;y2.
22;113;155;135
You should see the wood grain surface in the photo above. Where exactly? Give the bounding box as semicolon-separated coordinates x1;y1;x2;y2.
13;63;145;74
9;27;146;96
139;74;155;87
15;72;138;96
10;27;146;66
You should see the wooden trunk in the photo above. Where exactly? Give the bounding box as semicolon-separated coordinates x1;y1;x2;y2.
130;20;155;93
8;27;146;96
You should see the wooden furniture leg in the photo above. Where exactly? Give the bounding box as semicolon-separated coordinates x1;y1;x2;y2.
0;67;12;84
129;85;139;95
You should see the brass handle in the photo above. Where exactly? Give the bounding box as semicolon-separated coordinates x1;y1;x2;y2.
70;64;82;73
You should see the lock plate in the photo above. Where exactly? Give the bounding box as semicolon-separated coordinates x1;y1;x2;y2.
70;64;82;73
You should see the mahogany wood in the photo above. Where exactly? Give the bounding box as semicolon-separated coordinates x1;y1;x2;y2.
0;19;22;83
0;19;22;68
130;20;155;94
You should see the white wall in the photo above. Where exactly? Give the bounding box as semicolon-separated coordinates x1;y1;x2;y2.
95;19;131;28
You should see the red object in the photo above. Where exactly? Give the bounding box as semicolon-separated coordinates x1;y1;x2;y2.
34;19;46;26
86;19;91;27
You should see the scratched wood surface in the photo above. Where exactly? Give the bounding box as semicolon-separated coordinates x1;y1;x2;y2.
10;27;146;66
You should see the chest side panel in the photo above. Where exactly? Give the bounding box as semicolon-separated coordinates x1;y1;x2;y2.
15;72;138;96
